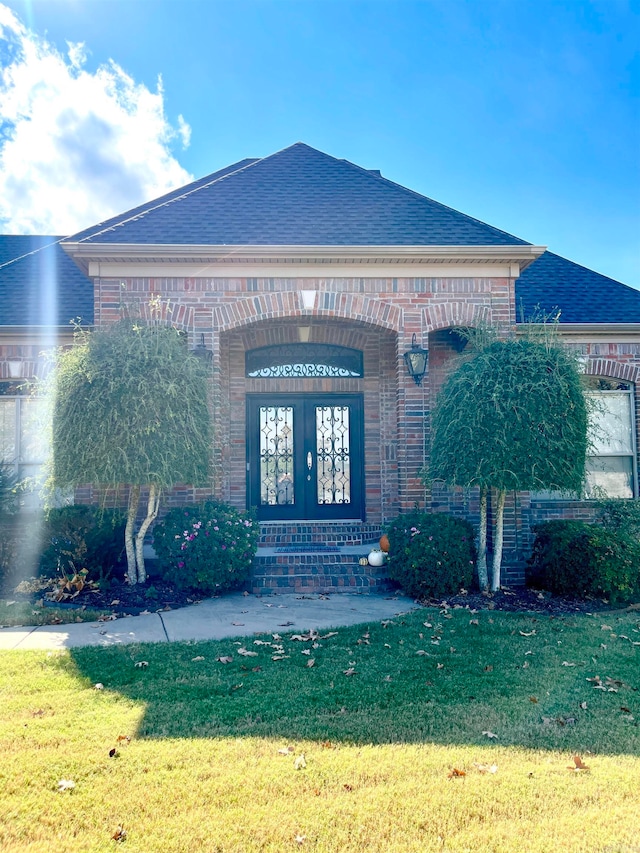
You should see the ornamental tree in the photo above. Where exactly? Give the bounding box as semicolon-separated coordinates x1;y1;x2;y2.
51;320;213;584
428;330;588;590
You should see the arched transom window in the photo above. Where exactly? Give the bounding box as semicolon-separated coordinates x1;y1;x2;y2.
245;344;364;379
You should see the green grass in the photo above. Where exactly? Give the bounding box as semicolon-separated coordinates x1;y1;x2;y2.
1;607;639;852
0;598;110;627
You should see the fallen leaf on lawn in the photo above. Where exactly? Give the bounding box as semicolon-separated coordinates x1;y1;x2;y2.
601;624;612;631
253;639;271;646
483;665;493;672
230;683;243;692
294;753;307;770
620;705;632;713
278;746;295;755
272;655;290;661
448;768;466;778
272;633;282;641
294;835;306;845
301;649;311;655
469;619;479;626
423;622;433;628
383;675;393;682
529;696;538;703
437;663;444;670
562;661;577;667
192;656;205;661
321;741;335;749
580;702;588;710
112;825;127;842
216;655;233;664
474;763;498;774
134;661;149;669
568;755;589;771
343;667;356;676
416;650;429;656
306;659;315;668
94;683;104;690
57;779;75;791
522;661;530;669
237;648;258;657
524;650;533;656
109;748;119;758
318;631;338;639
343;783;354;791
482;731;498;739
519;630;536;637
117;735;131;744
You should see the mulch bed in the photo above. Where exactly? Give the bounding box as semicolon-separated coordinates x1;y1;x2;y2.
6;575;639;619
419;587;639;617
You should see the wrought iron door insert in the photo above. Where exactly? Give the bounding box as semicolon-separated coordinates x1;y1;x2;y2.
247;395;364;521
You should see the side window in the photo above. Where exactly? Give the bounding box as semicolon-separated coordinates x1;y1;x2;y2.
585;378;636;499
0;384;52;508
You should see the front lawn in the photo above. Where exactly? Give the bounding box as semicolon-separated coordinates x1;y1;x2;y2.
1;607;638;852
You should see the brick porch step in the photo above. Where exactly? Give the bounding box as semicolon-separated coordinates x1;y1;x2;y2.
258;522;382;547
247;544;393;595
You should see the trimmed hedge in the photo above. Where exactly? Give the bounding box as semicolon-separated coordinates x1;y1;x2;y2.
386;511;476;599
153;500;258;595
527;519;640;603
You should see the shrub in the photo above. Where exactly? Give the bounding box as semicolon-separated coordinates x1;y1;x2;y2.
527;519;640;603
39;505;126;586
385;511;476;599
152;500;259;595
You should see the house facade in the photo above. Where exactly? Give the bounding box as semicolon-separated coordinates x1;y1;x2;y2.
2;143;639;591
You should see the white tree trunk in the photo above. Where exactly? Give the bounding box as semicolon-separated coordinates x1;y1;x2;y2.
125;485;140;585
134;484;160;585
477;486;489;590
491;488;507;591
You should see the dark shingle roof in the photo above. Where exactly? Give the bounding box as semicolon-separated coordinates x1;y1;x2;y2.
516;251;640;324
66;143;530;247
0;236;93;326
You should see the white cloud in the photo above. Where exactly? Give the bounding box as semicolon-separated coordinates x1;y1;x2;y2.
0;4;193;235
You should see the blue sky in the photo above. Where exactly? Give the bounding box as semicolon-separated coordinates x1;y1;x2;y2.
1;0;638;287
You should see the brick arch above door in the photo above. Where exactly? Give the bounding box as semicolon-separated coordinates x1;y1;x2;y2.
212;291;403;333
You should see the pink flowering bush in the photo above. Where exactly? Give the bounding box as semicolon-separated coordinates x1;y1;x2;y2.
386;511;476;599
152;500;258;594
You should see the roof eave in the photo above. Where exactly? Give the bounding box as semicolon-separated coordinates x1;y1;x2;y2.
62;242;546;270
517;322;640;336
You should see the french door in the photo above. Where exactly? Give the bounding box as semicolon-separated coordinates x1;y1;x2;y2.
247;395;364;521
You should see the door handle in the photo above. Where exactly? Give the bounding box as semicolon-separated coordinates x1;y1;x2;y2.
307;452;313;470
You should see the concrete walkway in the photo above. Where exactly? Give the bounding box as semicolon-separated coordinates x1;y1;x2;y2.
0;591;418;651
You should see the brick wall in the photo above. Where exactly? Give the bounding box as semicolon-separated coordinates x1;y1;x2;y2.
4;270;638;588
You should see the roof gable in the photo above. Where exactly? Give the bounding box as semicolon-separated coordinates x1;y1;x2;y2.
65;143;530;248
515;251;640;324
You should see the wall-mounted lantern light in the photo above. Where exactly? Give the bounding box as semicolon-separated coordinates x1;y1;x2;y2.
190;334;213;364
403;334;428;386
